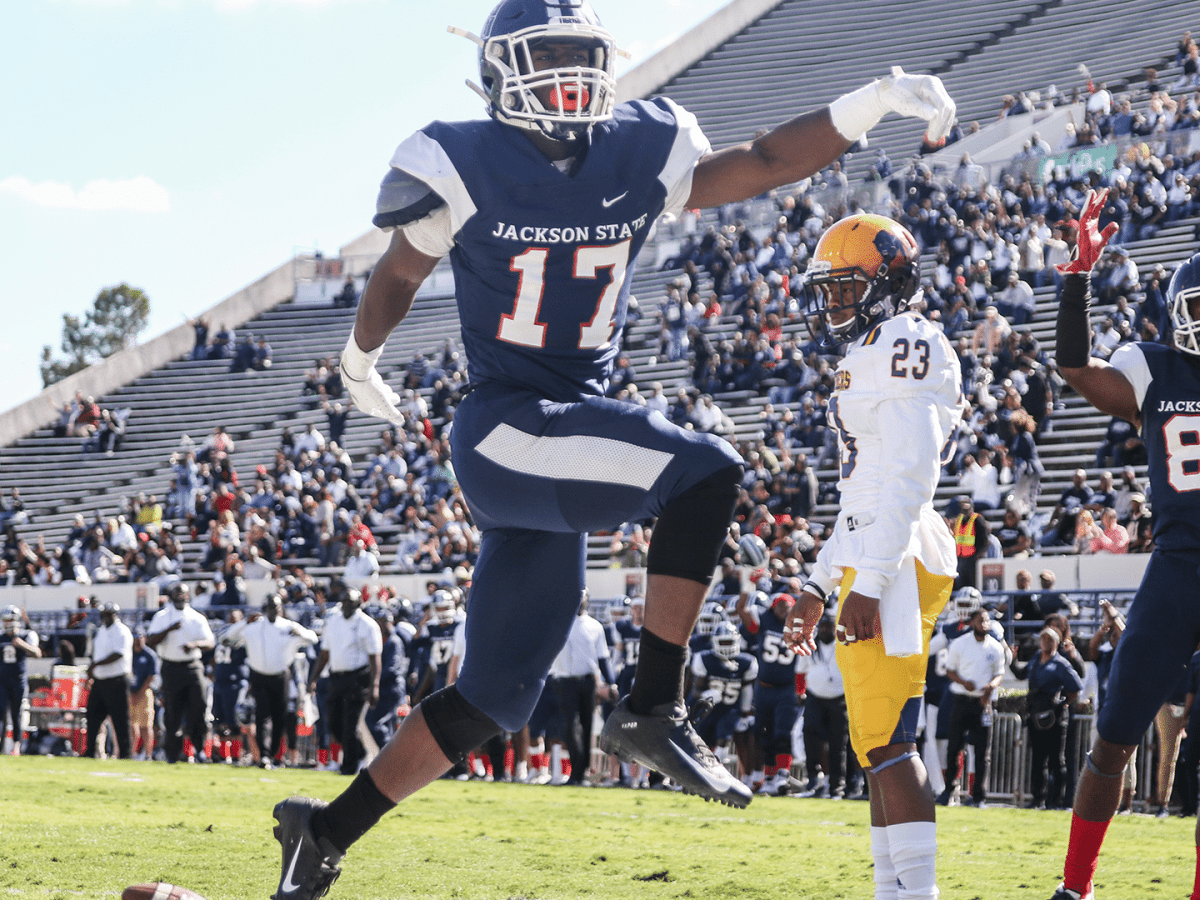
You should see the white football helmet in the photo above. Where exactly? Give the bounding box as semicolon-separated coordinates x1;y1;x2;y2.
953;587;983;622
2;605;20;634
695;600;727;637
431;590;458;625
712;622;742;660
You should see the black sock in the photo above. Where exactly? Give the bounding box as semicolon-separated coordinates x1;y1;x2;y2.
311;769;396;854
628;627;688;715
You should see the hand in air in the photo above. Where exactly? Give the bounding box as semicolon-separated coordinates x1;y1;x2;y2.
880;66;956;144
341;359;407;427
1056;188;1120;274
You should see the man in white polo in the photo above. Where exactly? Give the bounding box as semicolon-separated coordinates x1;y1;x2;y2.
147;583;215;762
86;602;134;759
222;593;318;769
937;606;1006;807
311;588;381;774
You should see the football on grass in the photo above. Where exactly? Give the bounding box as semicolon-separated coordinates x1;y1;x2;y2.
737;533;768;566
122;884;207;900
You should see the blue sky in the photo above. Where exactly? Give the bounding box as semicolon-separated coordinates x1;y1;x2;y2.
3;0;727;410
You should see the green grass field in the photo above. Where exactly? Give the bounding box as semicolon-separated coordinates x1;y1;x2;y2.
0;756;1193;900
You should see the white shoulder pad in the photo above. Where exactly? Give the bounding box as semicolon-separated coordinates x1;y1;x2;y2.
1109;342;1151;410
656;97;711;219
383;131;478;236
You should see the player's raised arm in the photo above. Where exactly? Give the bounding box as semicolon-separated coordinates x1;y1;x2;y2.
1052;189;1141;425
687;67;955;209
340;229;442;425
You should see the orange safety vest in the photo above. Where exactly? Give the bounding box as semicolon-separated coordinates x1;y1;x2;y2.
954;513;979;558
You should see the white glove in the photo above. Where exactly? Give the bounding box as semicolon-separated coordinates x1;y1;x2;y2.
701;687;723;706
341;333;406;427
829;66;956;144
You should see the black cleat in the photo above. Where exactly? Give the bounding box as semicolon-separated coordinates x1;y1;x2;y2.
599;697;752;808
272;796;344;900
1047;884;1093;900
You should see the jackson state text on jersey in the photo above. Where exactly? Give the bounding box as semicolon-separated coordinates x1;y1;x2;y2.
1112;342;1200;550
379;97;707;401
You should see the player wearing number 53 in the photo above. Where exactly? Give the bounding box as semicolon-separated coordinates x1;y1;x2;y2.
783;213;966;899
268;2;956;898
1040;194;1200;900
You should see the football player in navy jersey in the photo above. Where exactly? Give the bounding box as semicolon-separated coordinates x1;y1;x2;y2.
271;2;955;896
689;621;757;783
0;606;40;755
736;591;801;795
1045;192;1200;900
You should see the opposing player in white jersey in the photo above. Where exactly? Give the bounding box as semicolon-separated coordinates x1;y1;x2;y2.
784;214;965;900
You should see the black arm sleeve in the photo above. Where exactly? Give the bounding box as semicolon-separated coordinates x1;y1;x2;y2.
1055;273;1093;368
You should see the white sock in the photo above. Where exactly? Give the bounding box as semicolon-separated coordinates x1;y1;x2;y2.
886;821;938;899
514;761;528;781
551;745;563;779
872;827;899;900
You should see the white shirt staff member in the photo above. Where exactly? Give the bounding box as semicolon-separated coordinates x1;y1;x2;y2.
937;607;1006;807
146;584;215;762
312;589;382;775
86;603;134;759
223;594;318;768
795;616;851;799
548;597;617;787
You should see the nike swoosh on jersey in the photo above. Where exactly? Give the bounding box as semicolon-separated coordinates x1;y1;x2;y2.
602;192;628;208
281;841;305;893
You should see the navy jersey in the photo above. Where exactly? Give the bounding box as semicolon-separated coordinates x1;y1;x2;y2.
1113;342;1200;550
691;650;758;712
613;618;641;671
0;630;37;682
378;632;408;701
752;606;797;687
423;620;458;684
381;98;708;402
211;638;248;688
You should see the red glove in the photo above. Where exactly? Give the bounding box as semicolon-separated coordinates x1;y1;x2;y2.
1056;188;1120;274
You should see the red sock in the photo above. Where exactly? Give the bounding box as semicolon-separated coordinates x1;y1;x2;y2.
764;764;777;778
1191;845;1200;900
1063;814;1109;895
775;754;792;774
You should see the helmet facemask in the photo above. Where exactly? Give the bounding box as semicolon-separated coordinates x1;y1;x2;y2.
1170;282;1200;356
802;216;920;351
453;16;620;143
712;623;741;660
804;260;917;351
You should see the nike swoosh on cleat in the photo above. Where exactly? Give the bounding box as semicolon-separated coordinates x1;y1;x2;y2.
602;192;628;208
280;841;305;893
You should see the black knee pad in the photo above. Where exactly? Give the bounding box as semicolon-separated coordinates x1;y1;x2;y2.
420;685;503;766
647;463;742;585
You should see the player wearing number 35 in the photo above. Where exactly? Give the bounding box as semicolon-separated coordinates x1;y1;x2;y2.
268;2;956;898
783;213;965;900
1040;194;1200;900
